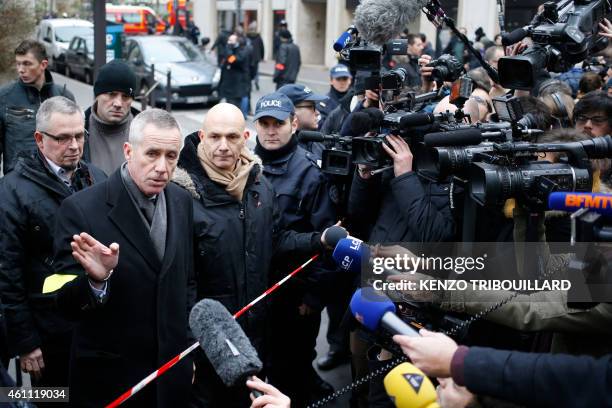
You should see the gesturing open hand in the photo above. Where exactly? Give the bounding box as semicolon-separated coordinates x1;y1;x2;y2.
71;232;119;285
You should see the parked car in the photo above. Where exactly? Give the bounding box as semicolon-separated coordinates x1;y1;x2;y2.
125;35;221;105
64;35;95;84
36;18;93;73
106;4;166;35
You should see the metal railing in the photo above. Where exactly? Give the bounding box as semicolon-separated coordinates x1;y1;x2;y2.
135;63;173;113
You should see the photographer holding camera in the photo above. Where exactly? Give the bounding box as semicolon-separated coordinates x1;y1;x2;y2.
347;133;455;244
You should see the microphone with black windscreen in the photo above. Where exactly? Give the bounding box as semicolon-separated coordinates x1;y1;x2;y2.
189;298;264;397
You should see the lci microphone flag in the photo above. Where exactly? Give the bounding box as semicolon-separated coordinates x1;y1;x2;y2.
332;237;369;273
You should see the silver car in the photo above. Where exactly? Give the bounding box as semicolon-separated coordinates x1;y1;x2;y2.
125;35;221;105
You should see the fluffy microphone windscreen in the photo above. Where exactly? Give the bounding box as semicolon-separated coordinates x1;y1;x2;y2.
189;298;262;387
354;0;429;45
349;287;396;331
350;111;374;136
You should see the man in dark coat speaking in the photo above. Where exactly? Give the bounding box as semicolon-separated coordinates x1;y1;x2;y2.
52;108;196;407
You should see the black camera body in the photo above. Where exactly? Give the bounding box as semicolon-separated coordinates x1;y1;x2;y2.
351;110;438;168
426;54;465;83
499;0;611;89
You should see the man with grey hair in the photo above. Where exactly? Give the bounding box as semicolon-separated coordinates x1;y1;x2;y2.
0;96;105;394
51;108;196;407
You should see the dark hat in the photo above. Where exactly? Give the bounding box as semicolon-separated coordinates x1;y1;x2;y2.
93;60;137;97
254;92;295;121
330;63;352;79
279;29;292;40
277;84;327;105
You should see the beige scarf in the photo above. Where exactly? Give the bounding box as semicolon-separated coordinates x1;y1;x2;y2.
197;142;258;201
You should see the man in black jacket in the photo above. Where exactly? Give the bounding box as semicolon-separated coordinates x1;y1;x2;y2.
173;102;340;407
82;60;139;176
52;108;196;407
246;22;265;91
219;34;251;116
0;40;75;174
0;96;105;397
253;93;338;405
317;64;352;129
274;30;301;90
348;134;455;243
277;84;327;157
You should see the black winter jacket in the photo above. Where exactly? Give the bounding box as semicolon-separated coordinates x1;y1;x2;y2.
174;133;324;353
459;346;612;407
0;151;105;356
274;41;301;84
0;70;75;174
219;45;251;99
320;91;352;135
257;139;338;307
348;170;455;243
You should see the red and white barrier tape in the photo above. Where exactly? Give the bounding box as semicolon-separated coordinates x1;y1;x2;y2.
105;253;320;407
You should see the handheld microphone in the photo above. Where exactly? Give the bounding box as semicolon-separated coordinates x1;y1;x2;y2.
384;363;439;408
325;225;349;248
349;287;420;337
424;128;483;147
332;237;370;273
333;25;358;52
548;192;612;217
189;299;262;388
354;0;429;45
350;111;376;136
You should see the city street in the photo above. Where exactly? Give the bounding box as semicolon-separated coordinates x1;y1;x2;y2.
51;60;332;146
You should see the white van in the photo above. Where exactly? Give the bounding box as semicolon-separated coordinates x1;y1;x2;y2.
36;18;93;73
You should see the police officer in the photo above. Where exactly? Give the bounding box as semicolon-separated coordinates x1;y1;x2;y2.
277;84;327;157
317;64;353;130
254;93;338;406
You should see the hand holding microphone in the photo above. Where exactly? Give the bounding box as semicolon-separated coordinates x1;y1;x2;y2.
436;378;475;408
393;329;458;378
247;376;291;408
320;221;349;249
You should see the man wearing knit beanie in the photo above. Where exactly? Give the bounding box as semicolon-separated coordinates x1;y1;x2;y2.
82;60;140;175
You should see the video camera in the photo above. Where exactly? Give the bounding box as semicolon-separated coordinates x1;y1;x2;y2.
499;0;611;89
468;136;612;210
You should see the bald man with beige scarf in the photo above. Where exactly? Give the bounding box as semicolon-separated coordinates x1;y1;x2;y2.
172;103;341;407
